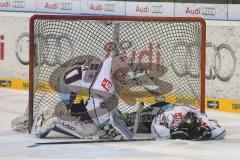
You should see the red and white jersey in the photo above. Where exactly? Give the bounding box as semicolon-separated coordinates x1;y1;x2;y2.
151;105;226;140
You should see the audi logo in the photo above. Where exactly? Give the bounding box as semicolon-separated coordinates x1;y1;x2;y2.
171;42;236;82
104;4;115;12
12;1;25;8
206;42;236;82
60;3;72;11
151;5;163;14
202;7;216;16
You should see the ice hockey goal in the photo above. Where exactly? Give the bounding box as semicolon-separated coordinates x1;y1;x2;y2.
28;15;206;133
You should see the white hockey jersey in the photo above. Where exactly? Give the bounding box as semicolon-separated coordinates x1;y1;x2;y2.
151;104;226;140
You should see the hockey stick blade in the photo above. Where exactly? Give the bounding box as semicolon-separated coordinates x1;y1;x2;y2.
27;138;155;148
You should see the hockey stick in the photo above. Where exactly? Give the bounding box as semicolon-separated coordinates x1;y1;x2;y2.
27;138;155;148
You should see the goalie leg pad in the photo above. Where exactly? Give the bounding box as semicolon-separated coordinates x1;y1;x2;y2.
110;110;133;140
35;118;99;139
57;119;99;138
37;122;56;138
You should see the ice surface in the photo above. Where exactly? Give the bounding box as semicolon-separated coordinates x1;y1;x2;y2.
0;88;240;160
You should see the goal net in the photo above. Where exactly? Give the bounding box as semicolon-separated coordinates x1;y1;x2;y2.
29;15;206;137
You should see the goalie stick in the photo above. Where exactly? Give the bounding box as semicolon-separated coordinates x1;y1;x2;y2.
27;138;155;148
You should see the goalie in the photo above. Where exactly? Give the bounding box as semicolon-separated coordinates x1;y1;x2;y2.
135;102;226;140
34;55;133;139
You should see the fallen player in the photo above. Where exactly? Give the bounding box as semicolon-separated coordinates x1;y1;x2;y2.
136;102;226;140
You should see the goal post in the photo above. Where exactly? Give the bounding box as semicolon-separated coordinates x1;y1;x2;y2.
28;15;206;134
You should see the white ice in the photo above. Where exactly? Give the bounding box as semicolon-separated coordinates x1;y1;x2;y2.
0;88;240;160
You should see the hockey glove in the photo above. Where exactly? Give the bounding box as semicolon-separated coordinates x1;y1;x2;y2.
170;122;191;140
192;125;212;141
